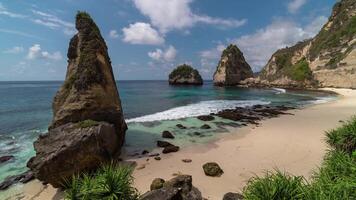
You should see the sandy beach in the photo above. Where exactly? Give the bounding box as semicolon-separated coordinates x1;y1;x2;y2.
3;88;356;200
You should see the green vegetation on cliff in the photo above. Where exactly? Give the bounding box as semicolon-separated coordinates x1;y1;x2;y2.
242;117;356;199
222;44;243;58
169;64;202;80
287;58;312;81
309;0;356;66
76;119;99;128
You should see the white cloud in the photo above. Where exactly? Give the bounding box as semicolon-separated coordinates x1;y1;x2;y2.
0;3;26;18
288;0;307;14
148;45;177;62
3;46;24;54
109;30;119;39
31;10;76;35
27;44;63;61
122;22;165;45
133;0;246;33
199;16;327;72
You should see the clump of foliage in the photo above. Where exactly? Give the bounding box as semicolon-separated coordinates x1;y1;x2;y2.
242;116;356;199
64;163;139;200
76;119;99;128
305;150;356;200
169;64;202;80
287;58;313;81
243;171;306;200
326;117;356;154
222;44;242;58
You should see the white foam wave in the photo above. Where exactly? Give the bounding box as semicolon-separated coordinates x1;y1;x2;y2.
272;88;286;94
127;100;270;123
309;96;336;104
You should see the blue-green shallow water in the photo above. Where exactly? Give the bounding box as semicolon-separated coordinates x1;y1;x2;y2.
0;80;336;183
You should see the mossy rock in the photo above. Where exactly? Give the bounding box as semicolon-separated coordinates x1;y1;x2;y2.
76;119;99;128
203;162;224;177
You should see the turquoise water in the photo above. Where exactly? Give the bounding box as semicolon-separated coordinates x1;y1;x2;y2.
0;81;336;182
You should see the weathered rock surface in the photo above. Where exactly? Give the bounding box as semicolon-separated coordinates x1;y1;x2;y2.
200;124;211;129
243;0;356;89
223;192;244;200
157;140;174;148
150;178;165;191
28;11;127;188
27;122;119;187
197;115;215;121
203;162;224;177
0;171;34;190
213;44;253;86
140;175;202;200
169;64;203;85
49;11;127;140
162;145;180;154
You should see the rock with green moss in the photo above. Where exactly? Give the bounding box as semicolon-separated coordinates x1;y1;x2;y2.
28;11;127;188
213;44;253;86
245;0;356;89
169;64;203;85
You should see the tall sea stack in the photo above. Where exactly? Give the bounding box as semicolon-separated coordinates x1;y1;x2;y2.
213;44;253;86
27;12;127;187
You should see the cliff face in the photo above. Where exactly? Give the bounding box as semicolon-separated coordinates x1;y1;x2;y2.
169;64;203;85
213;44;253;86
27;12;127;187
254;0;356;88
50;12;127;138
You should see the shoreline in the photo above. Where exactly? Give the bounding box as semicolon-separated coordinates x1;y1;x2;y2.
2;88;356;200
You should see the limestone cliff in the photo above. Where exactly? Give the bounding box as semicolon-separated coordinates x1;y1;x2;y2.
213;44;253;86
27;12;127;187
50;11;127;138
169;64;203;85
251;0;356;88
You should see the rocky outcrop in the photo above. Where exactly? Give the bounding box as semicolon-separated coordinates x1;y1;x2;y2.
140;175;202;200
27;12;127;187
246;0;356;89
213;44;253;86
202;162;224;177
169;64;203;85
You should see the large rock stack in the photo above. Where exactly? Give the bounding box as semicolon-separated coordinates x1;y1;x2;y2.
213;44;253;86
27;12;127;188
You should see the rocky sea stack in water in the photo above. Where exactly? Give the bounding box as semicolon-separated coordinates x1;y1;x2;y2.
169;64;203;85
27;12;127;188
243;0;356;89
213;44;253;86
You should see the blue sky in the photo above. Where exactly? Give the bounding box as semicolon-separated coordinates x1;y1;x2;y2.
0;0;336;81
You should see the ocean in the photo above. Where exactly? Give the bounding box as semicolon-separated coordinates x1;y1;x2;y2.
0;80;336;182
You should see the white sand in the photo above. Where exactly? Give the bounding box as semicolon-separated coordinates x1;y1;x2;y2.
5;88;356;200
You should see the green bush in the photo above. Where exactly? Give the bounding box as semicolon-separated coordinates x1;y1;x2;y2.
64;163;139;200
243;170;307;200
326;117;356;154
306;150;356;200
76;119;99;129
287;58;312;81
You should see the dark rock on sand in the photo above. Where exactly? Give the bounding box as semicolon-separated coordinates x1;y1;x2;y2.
150;178;165;190
142;150;149;155
154;157;161;161
140;175;202;200
162;145;180;154
182;159;192;163
0;171;34;190
162;131;175;139
200;124;211;129
223;192;244;200
197;115;215;121
203;162;224;177
0;155;14;164
157;141;174;148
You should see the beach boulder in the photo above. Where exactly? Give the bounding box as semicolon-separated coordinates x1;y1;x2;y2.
140;175;202;200
150;178;165;190
162;131;175;139
223;192;244;200
27;11;126;188
203;162;224;177
213;44;253;86
169;64;203;85
27;122;119;187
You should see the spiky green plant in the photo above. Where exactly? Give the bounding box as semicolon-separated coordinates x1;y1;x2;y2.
326;117;356;154
243;170;307;200
64;163;139;200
